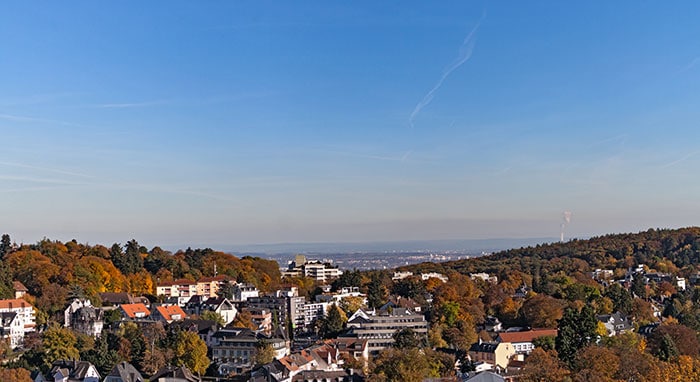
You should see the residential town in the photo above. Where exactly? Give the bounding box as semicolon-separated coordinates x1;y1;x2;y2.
2;229;700;381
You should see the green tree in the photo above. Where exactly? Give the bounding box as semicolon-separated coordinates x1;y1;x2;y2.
120;322;146;369
81;335;120;376
319;304;345;339
0;261;15;299
0;234;11;260
631;274;647;299
392;328;425;349
173;330;210;375
367;274;386;309
605;283;633;314
391;277;425;299
42;325;79;366
200;310;225;326
331;269;362;291
532;335;556;351
555;305;597;367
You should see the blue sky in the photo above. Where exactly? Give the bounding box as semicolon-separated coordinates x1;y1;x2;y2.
1;2;700;248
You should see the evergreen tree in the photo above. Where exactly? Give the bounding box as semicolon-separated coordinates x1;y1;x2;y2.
0;234;11;260
319;304;345;339
0;262;15;299
555;305;597;367
392;328;425;349
123;239;144;275
367;274;385;309
604;283;633;314
81;335;120;376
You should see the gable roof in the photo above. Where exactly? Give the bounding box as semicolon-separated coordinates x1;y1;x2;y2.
99;292;136;305
466;371;506;382
154;305;187;322
0;311;18;326
120;303;150;319
149;365;199;382
50;360;100;380
107;361;144;382
13;281;27;292
497;329;557;344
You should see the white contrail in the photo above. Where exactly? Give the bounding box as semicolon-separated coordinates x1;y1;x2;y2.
409;16;484;128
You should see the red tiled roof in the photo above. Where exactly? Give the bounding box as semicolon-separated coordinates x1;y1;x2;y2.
155;305;187;321
120;303;150;318
0;298;33;310
497;329;557;344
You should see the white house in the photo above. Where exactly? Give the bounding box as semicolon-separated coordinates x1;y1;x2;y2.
0;312;23;348
0;299;35;337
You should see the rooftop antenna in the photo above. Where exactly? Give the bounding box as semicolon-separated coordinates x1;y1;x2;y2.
560;211;572;242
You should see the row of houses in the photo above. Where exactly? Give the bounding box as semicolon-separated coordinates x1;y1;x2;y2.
32;359;200;382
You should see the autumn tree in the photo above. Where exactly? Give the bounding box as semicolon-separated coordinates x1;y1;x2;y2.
42;325;79;366
172;330;210;375
521;294;565;328
232;309;256;330
5;249;60;296
648;323;700;360
254;340;275;366
519;348;570;382
339;296;366;316
0;367;31;382
573;345;620;382
371;347;433;382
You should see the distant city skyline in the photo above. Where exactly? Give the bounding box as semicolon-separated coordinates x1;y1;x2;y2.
2;2;700;249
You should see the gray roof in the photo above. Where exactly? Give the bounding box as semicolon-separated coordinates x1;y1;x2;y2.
106;362;144;382
149;365;199;382
469;342;499;353
50;360;100;380
466;371;506;382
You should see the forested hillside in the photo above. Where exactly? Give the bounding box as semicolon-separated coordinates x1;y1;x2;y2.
0;235;281;323
401;227;700;286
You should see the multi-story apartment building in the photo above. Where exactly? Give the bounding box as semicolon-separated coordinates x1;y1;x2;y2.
195;275;231;298
281;255;343;283
301;302;329;329
233;283;259;302
156;279;197;305
342;308;428;354
246;295;306;334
